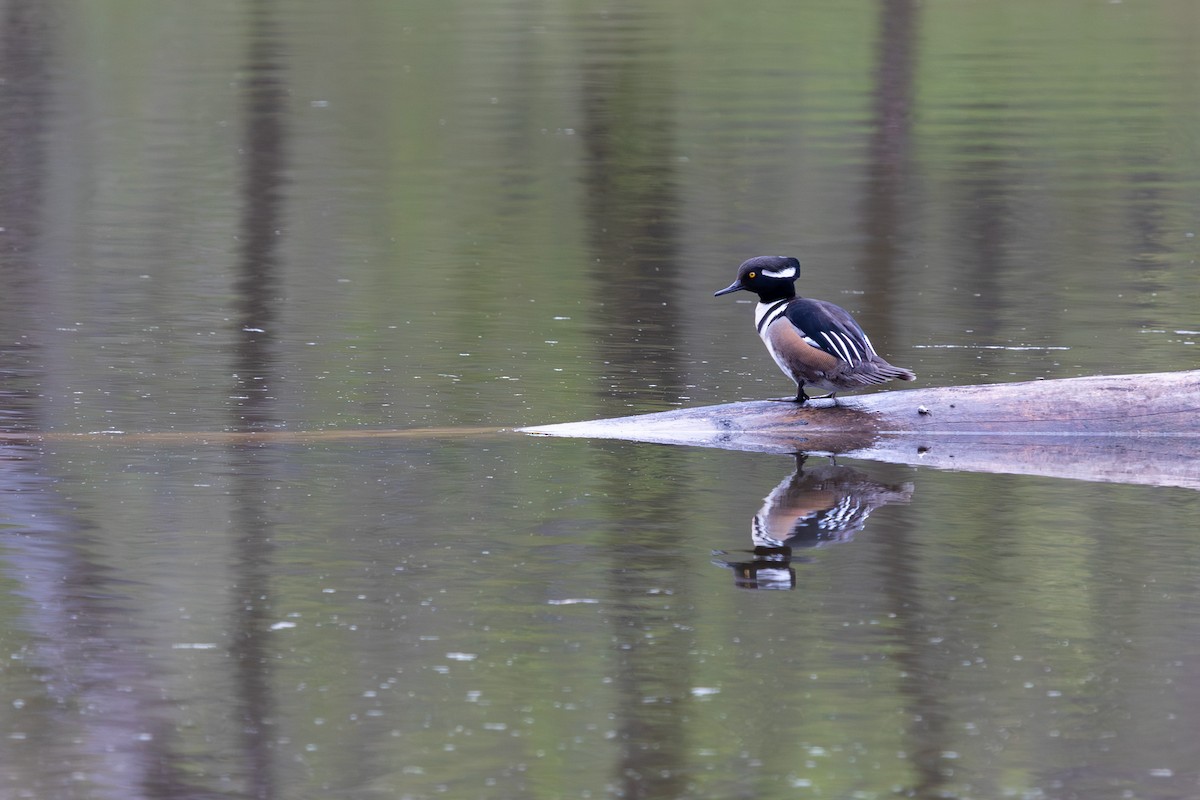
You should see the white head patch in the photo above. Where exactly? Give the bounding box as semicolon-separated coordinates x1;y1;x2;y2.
761;265;797;280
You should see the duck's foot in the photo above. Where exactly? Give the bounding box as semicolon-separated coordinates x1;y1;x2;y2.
766;390;842;406
767;387;842;405
768;390;820;405
807;391;840;406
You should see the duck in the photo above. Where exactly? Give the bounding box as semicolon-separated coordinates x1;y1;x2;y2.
714;255;915;403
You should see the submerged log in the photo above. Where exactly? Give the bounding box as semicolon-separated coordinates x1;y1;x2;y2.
519;370;1200;490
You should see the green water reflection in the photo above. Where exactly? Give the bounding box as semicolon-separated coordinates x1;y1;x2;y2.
4;438;1199;798
2;0;1200;798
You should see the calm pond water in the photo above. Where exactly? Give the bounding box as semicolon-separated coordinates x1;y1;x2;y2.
2;1;1200;798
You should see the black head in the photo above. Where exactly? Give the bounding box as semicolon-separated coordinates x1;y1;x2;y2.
713;256;801;301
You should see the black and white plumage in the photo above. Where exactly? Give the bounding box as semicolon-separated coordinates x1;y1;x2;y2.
712;455;914;590
714;255;915;403
749;457;913;550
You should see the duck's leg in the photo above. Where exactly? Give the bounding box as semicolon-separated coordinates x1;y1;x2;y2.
766;382;810;403
808;390;839;406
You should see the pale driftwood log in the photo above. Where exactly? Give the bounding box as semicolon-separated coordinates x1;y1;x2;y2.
519;370;1200;491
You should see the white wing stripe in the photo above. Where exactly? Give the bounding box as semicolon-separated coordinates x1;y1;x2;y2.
822;332;846;361
820;331;852;363
835;331;864;362
838;332;863;362
859;331;879;357
820;331;866;364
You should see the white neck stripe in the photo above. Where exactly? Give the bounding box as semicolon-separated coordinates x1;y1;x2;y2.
754;299;790;334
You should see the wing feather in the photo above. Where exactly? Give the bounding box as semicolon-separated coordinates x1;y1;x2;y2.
784;299;877;367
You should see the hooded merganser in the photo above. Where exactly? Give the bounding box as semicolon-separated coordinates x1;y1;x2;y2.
713;455;914;589
714;255;915;403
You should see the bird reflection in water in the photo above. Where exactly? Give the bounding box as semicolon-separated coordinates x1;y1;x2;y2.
714;455;913;589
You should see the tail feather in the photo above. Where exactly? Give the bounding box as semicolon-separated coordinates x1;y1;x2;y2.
886;365;917;381
850;360;916;386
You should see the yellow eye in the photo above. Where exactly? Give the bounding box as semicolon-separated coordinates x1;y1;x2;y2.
748;271;756;278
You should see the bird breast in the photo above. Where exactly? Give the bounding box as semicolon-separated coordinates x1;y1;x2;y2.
756;309;841;382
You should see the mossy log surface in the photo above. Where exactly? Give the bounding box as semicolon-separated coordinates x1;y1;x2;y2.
519;370;1200;490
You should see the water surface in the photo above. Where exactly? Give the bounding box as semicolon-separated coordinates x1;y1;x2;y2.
2;1;1200;798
